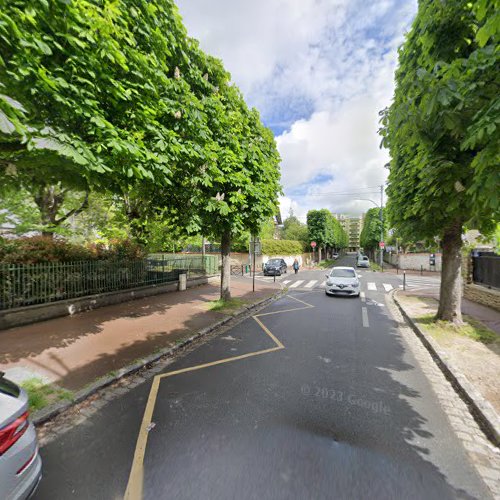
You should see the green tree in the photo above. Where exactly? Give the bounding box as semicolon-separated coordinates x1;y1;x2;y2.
380;0;499;323
0;0;210;234
307;209;348;260
282;215;308;248
360;208;386;258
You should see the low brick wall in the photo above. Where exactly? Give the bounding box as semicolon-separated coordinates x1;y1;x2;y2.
0;275;219;330
464;283;500;312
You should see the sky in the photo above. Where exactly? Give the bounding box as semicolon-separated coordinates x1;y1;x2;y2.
176;0;418;222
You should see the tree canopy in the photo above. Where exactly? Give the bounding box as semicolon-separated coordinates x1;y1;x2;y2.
379;0;499;321
307;209;348;258
0;0;282;300
360;208;385;254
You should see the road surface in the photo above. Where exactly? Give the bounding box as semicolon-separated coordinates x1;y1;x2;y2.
34;256;490;499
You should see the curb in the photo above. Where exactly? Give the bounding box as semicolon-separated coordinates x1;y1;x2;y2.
392;290;500;447
33;289;285;426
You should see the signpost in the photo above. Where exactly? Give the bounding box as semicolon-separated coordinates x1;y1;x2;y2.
311;241;317;264
250;237;262;292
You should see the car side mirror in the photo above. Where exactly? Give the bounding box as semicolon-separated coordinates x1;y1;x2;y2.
325;274;329;278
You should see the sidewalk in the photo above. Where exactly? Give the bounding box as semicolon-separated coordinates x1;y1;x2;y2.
0;277;280;392
396;291;500;418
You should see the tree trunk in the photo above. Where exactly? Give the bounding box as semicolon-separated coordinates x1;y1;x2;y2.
436;221;463;324
220;230;231;301
318;247;322;262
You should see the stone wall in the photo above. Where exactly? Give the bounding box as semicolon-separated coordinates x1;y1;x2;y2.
384;252;442;271
463;284;500;312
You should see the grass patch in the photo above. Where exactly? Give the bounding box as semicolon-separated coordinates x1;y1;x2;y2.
416;314;499;344
317;260;336;269
208;298;247;313
21;378;73;412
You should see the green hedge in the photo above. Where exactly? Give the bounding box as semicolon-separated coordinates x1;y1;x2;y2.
261;239;304;256
0;236;145;264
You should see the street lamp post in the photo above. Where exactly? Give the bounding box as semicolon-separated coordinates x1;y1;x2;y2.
353;188;384;269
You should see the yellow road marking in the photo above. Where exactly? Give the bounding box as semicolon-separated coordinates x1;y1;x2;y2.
124;376;160;500
124;294;314;499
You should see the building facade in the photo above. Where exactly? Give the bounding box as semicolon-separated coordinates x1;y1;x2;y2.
333;214;364;252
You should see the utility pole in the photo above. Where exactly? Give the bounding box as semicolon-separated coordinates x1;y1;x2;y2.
380;185;384;269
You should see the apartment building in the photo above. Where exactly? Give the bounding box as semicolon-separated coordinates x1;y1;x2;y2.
333;213;364;251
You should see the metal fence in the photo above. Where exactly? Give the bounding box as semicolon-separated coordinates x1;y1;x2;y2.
0;255;220;311
472;254;500;289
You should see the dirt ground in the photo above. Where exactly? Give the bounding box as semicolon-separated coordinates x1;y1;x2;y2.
398;294;500;415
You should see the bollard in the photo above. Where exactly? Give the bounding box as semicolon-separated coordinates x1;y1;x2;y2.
397;263;399;275
241;265;244;276
420;265;423;276
179;273;187;291
274;274;276;283
403;271;406;291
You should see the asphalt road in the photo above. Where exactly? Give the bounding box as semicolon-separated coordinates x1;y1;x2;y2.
34;256;489;500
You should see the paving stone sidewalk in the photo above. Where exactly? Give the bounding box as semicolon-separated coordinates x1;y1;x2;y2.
0;277;279;392
386;293;500;499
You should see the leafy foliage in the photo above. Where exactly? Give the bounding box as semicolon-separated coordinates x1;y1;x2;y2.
261;239;304;256
379;0;499;241
282;215;308;248
379;0;499;322
306;209;348;250
0;236;145;264
360;208;385;252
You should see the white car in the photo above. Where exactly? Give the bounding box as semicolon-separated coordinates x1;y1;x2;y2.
357;255;370;268
325;266;360;297
0;373;42;500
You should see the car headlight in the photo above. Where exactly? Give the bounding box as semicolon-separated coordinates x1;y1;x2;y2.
326;280;333;286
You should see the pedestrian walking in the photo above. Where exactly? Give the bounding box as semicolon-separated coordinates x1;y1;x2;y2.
293;258;299;274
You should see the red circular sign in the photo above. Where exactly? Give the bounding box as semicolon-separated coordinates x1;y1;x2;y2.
311;241;317;248
379;241;385;248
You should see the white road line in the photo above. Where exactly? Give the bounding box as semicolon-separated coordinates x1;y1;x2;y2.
362;307;369;328
289;280;304;288
367;282;377;291
304;280;317;288
383;283;393;292
360;291;366;303
283;280;291;285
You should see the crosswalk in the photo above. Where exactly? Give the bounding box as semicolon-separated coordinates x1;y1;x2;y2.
402;276;440;290
254;274;441;293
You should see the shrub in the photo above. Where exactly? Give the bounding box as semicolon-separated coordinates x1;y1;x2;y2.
261;239;304;256
0;236;146;264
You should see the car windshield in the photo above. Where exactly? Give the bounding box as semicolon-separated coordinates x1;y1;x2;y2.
268;260;281;265
330;269;356;278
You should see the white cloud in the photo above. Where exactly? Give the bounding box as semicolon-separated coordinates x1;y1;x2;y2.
176;0;417;219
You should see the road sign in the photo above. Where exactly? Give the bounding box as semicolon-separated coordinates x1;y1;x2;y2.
379;241;385;249
311;241;317;248
249;240;262;256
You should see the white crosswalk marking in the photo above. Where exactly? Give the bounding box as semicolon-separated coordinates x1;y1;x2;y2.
402;276;441;289
320;281;326;287
289;280;304;288
304;280;317;288
283;280;291;285
367;282;377;291
383;283;393;291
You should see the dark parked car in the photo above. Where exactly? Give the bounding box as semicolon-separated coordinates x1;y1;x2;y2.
0;373;42;500
263;258;288;276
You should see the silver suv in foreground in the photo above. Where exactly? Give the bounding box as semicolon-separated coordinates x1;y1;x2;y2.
0;373;42;499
